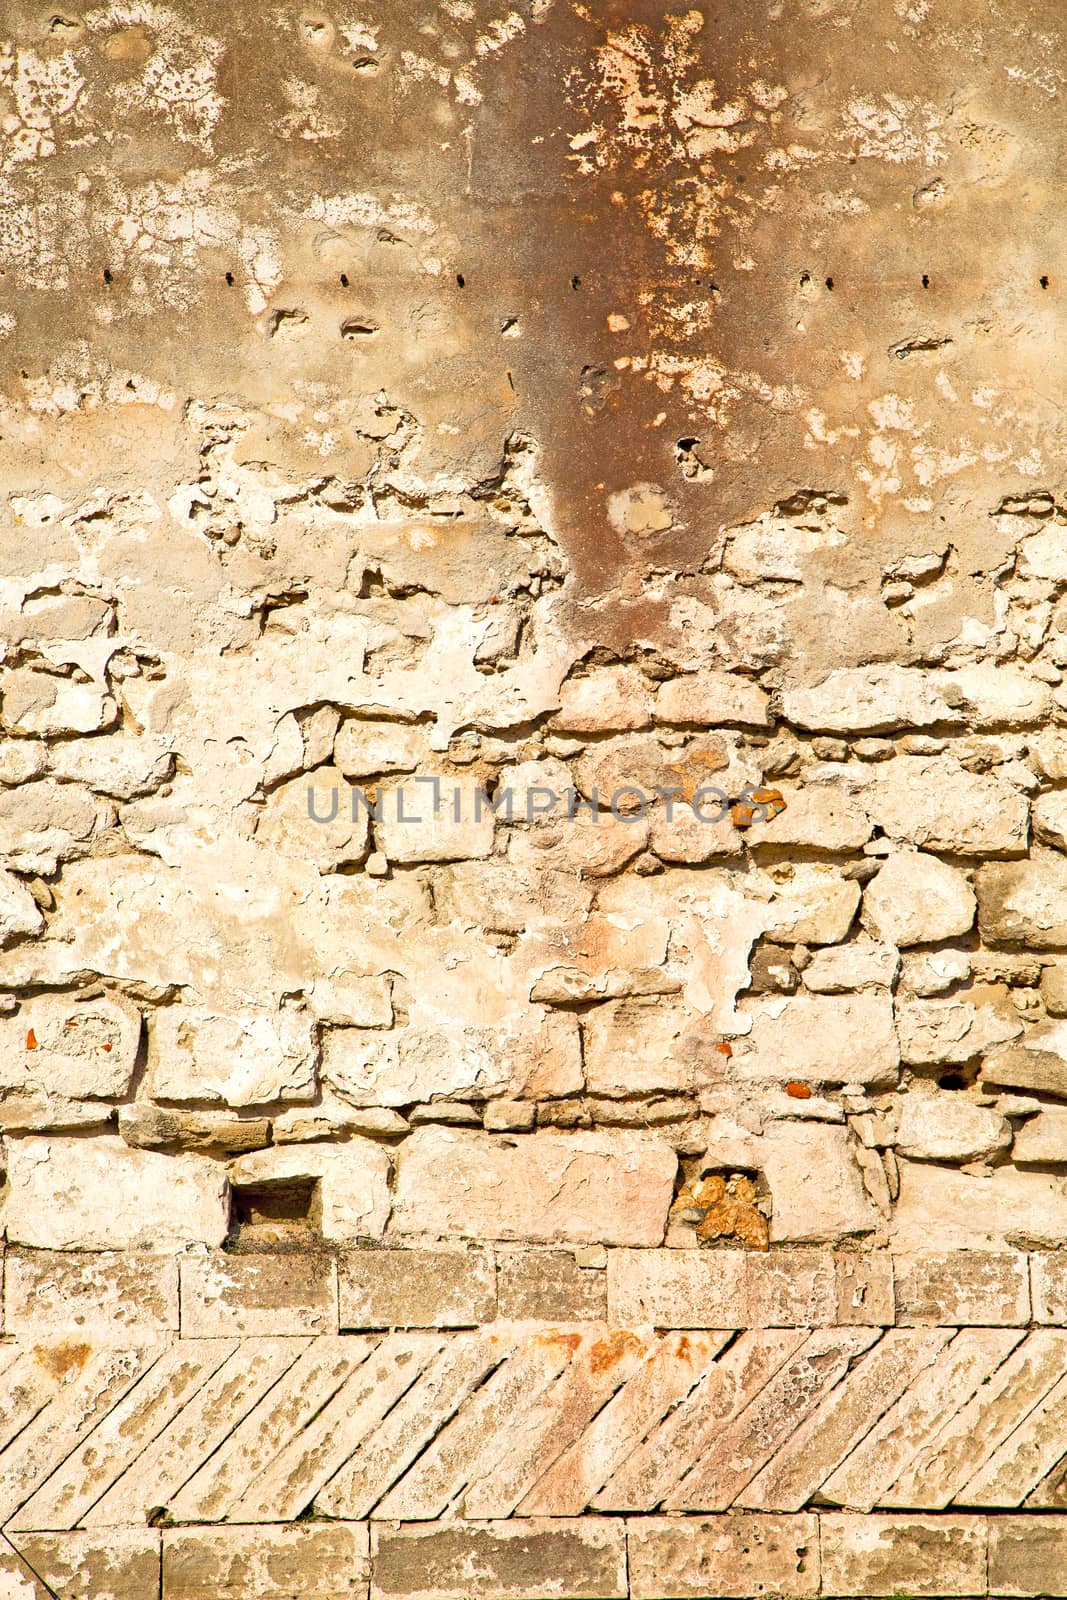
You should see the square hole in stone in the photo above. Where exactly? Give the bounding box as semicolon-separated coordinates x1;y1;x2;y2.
229;1178;321;1248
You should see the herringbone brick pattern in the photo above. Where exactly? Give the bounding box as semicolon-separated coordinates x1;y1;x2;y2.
2;1323;1067;1533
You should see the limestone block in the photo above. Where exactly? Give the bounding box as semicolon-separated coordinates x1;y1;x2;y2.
893;1160;1067;1250
148;1004;316;1106
164;1523;368;1600
5;1136;229;1250
256;764;369;870
1018;523;1067;578
391;1127;676;1246
0;869;42;947
4;1250;178;1340
376;777;495;863
0;780;108;872
1041;961;1067;1016
864;757;1029;856
988;1516;1067;1597
863;851;975;946
1;668;117;736
496;1249;607;1320
1012;1106;1067;1164
893;1251;1030;1325
229;1142;391;1242
761;863;860;945
982;1024;1067;1097
1031;1255;1067;1323
334;716;426;776
119;1104;271;1155
0;994;141;1099
582;996;720;1097
607;1249;864;1328
552;666;652;733
781;666;959;732
896;1092;1012;1162
649;799;744;863
655;670;772;727
12;1530;160;1600
761;1123;880;1244
820;1513;986;1597
1033;790;1067;851
339;1247;495;1328
801;940;899;993
181;1252;338;1336
745;786;872;851
370;1519;626;1600
731;992;899;1088
46;734;174;799
895;989;1022;1066
942;664;1050;727
979;849;1067;944
321;1024;512;1106
628;1514;819;1599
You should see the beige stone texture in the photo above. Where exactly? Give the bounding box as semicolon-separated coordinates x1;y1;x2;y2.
496;1249;607;1322
820;1513;987;1597
148;1004;317;1107
181;1252;338;1337
228;1143;391;1243
391;1128;676;1246
370;1519;626;1600
164;1523;369;1600
339;1248;495;1329
893;1251;1031;1326
11;1530;159;1600
5;1137;229;1251
896;1092;1012;1163
863;852;976;947
4;1250;178;1341
628;1514;818;1599
731;992;899;1088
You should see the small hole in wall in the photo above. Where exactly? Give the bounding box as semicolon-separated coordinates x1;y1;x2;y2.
456;273;466;287
1041;274;1050;289
225;271;235;286
571;275;581;290
229;1178;321;1248
102;268;112;284
938;1072;969;1091
824;276;834;290
340;272;349;286
921;273;930;288
799;271;811;288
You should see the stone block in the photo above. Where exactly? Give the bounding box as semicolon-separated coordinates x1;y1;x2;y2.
581;996;717;1097
863;851;975;946
5;1250;178;1340
893;1251;1030;1325
896;1093;1012;1163
148;1004;316;1107
11;1529;159;1600
391;1127;676;1247
228;1142;391;1243
119;1104;271;1155
895;989;1022;1067
257;765;370;870
552;666;652;733
863;757;1029;857
0;867;43;946
988;1514;1067;1596
761;1123;880;1244
1030;1255;1067;1324
376;777;495;863
820;1512;986;1597
164;1523;368;1600
655;669;772;727
892;1162;1067;1251
731;993;899;1088
334;717;426;777
1012;1106;1067;1164
782;666;957;733
836;1252;895;1326
497;1249;607;1321
627;1513;819;1598
181;1252;338;1336
982;1025;1067;1097
370;1519;626;1600
607;1248;863;1327
5;1136;229;1251
979;849;1067;945
0;994;142;1100
339;1248;495;1328
321;1024;511;1107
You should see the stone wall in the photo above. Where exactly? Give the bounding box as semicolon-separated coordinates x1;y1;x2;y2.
0;1;1066;1595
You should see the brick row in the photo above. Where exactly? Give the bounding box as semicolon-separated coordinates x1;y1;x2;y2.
8;1513;1067;1598
10;1246;1067;1338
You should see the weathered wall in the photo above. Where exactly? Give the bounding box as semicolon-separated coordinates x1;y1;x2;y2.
1;2;1067;1596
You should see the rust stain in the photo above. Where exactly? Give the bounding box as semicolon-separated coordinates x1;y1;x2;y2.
589;1329;640;1374
35;1341;91;1379
786;1081;812;1099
